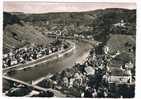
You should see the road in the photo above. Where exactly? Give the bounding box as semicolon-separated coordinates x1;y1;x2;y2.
4;40;93;82
3;40;75;72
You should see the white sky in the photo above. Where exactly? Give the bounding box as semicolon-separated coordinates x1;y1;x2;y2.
3;2;136;13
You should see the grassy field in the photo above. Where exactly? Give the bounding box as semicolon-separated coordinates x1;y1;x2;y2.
106;34;135;52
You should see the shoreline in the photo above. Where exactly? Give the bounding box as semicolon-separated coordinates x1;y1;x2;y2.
3;40;75;73
31;40;93;86
31;49;89;85
3;39;95;85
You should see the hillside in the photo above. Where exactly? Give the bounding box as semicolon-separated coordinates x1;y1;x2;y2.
3;12;49;53
15;8;136;35
3;8;136;52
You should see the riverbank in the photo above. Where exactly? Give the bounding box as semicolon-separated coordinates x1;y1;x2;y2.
3;40;75;73
6;40;93;82
31;40;95;86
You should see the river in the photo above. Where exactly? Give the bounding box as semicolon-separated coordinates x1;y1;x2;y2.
7;40;93;82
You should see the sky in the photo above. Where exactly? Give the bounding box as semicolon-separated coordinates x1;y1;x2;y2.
4;1;136;13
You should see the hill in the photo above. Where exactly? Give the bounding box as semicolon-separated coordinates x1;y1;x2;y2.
3;12;49;53
3;8;136;52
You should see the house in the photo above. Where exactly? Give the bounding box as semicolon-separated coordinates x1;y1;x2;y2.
114;20;126;27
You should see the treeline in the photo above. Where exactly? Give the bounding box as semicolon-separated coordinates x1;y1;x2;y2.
3;12;23;28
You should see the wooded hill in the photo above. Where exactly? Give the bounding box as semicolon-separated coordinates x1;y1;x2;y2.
3;8;136;51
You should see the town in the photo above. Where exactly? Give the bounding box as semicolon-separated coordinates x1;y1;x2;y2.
3;2;136;98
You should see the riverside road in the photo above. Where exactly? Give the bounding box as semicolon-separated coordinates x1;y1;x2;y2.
3;39;93;82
